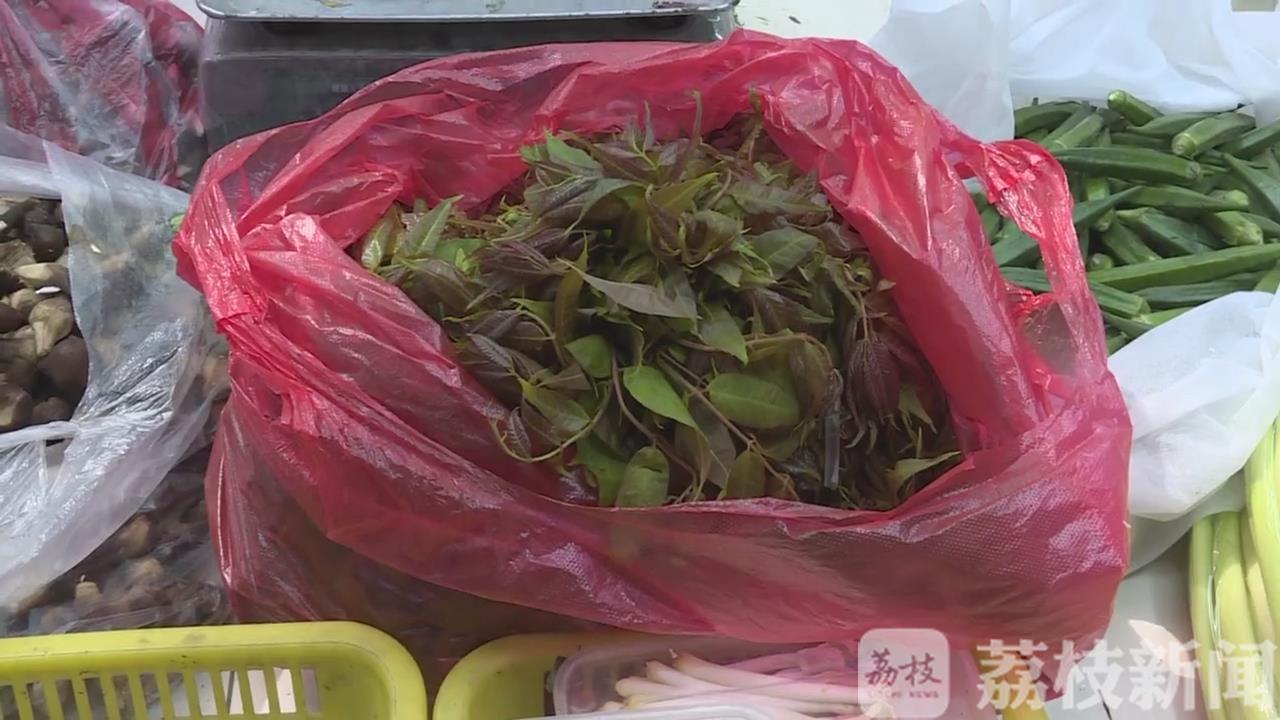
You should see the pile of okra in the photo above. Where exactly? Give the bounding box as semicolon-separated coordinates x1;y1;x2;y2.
979;90;1280;352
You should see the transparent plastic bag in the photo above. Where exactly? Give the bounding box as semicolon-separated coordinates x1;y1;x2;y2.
0;452;230;636
0;0;205;187
0;126;224;612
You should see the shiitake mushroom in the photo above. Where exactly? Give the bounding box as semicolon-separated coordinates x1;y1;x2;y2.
0;198;84;431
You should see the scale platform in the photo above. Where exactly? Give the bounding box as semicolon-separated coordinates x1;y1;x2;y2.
198;0;737;148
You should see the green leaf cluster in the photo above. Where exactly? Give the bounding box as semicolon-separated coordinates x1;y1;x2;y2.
356;111;960;509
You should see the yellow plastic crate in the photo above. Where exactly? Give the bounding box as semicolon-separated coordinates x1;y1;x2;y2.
435;632;630;720
0;621;428;720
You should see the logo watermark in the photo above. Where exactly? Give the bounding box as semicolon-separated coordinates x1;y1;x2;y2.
850;629;1275;718
859;629;950;718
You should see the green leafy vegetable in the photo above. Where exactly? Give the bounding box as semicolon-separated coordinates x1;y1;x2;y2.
723;450;768;499
360;110;958;510
707;373;801;430
520;380;591;436
566;335;613;379
575;435;628;506
616;447;670;507
623;365;696;427
580;272;699;319
697;304;748;362
748;227;819;277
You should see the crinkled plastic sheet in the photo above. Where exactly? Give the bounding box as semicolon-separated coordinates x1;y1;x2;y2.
176;32;1130;660
871;0;1280;572
0;126;224;611
871;0;1280;141
0;0;205;188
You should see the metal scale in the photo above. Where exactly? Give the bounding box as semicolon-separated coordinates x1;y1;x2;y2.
196;0;737;149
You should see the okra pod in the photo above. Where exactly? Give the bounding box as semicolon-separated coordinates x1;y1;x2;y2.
1107;90;1162;127
1135;272;1264;308
1119;185;1248;216
1205;211;1265;247
1218;117;1280;158
1014;102;1083;138
1224;154;1280;222
1265;147;1280;181
1103;311;1156;337
1132;112;1219;138
1106;332;1129;353
1046;112;1105;151
1041;107;1094;147
1088;244;1280;291
1073;186;1141;228
1088;253;1116;271
991;222;1039;267
1254;262;1280;292
1115;208;1217;255
1171;112;1255;158
1111;133;1169;151
1100;222;1163;265
1237;211;1280;238
1089;185;1115;232
1052;147;1203;186
1001;266;1149;318
980;206;1002;241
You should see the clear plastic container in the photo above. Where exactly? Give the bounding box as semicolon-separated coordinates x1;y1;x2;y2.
555;638;813;715
552;637;996;719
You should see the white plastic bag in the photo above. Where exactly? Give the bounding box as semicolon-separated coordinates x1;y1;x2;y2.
872;0;1280;570
1112;293;1280;568
868;0;1012;141
871;0;1280;141
0;125;223;609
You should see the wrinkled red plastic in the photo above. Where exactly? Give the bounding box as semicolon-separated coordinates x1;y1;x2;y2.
177;32;1130;661
0;0;203;187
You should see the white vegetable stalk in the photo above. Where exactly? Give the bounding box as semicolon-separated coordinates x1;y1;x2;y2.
599;650;884;720
674;654;870;705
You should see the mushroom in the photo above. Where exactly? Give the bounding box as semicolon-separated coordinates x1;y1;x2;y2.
73;581;102;609
34;605;75;634
24;224;67;263
20;202;53;233
0;198;35;232
0;383;33;431
110;516;153;559
123;557;163;586
0;325;37;365
0;358;37;392
0;241;35;295
30;397;72;424
15;263;70;294
38;336;87;401
0;304;24;334
28;296;73;356
4;288;40;315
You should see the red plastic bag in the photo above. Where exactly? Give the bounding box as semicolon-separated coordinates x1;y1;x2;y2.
177;32;1130;661
0;0;204;187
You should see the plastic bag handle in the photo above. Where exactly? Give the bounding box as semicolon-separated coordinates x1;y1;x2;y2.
939;127;1108;380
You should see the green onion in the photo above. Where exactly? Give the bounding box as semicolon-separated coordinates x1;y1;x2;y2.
1246;419;1280;641
1243;514;1279;699
1214;512;1276;720
1191;515;1228;720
